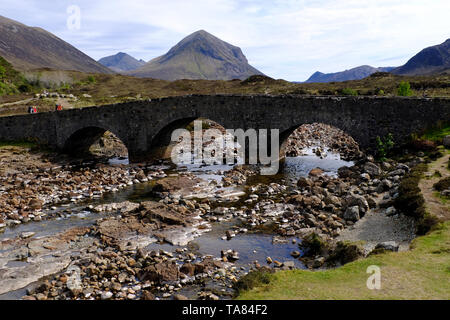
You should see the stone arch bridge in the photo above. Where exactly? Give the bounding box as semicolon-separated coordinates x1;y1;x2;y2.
0;95;448;162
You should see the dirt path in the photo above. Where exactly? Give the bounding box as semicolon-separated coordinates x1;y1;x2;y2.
0;98;34;108
419;152;450;221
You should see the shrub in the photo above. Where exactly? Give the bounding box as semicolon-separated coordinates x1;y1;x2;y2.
87;75;96;84
326;241;364;265
376;133;394;160
394;163;438;235
233;268;273;296
300;232;327;256
340;88;358;96
0;65;5;80
433;177;450;191
397;81;413;96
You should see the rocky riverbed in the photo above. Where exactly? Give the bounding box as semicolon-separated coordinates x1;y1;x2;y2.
0;134;421;300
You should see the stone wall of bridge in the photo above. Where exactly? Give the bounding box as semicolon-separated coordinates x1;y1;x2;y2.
0;95;448;162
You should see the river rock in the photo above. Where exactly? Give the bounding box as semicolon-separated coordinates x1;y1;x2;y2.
375;241;399;252
138;262;179;283
344;206;360;222
309;168;324;177
363;162;381;176
297;177;313;189
344;194;369;214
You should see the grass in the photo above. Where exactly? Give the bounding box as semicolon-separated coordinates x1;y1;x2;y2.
237;222;450;300
433;192;449;205
0;140;36;149
421;123;450;144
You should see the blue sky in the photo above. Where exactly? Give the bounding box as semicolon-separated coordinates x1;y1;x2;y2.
1;0;450;81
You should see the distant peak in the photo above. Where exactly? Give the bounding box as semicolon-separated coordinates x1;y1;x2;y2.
192;29;210;36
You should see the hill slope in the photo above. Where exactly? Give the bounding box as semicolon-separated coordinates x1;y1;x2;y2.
98;52;145;72
305;65;395;83
392;39;450;76
129;30;264;80
0;15;112;74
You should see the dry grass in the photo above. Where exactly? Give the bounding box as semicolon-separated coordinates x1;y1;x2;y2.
1;69;450;116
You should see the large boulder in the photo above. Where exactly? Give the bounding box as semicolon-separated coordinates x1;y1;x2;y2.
363;162;381;176
344;194;369;214
343;206;360;222
138;262;179;282
375;241;399;252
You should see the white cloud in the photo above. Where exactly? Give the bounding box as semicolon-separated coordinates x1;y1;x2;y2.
1;0;449;80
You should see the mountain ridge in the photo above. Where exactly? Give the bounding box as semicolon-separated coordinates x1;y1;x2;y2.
392;39;450;76
305;65;395;83
128;30;264;80
0;15;112;74
98;52;146;72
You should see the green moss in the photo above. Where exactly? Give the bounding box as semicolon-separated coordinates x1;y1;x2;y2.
300;233;328;257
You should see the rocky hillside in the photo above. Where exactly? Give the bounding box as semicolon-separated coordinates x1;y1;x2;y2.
392;39;450;76
129;30;264;80
98;52;146;72
305;65;394;83
0;15;112;74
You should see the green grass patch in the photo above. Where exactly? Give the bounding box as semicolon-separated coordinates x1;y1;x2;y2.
0;140;37;149
421;123;450;145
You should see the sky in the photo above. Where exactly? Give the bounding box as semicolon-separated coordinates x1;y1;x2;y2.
1;0;450;81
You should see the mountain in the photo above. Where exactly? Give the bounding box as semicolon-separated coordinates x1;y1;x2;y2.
305;65;395;83
0;15;112;73
98;52;146;72
392;39;450;76
129;30;264;80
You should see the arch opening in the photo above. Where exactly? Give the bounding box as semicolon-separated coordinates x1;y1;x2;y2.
149;118;242;167
64;126;128;161
279;123;362;182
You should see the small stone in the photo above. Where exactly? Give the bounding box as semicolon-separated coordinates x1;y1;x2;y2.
20;232;35;239
375;241;399;252
385;207;397;216
101;291;113;300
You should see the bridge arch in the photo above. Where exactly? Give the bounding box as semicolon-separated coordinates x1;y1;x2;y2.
279;122;361;160
147;117;232;161
63;126;129;158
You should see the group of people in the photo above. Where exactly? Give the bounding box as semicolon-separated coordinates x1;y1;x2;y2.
27;106;38;114
27;104;63;114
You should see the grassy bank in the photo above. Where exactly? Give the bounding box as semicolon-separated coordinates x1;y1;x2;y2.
238;149;450;300
237;221;450;300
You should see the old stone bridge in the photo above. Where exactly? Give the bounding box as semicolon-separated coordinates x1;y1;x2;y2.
0;95;448;162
